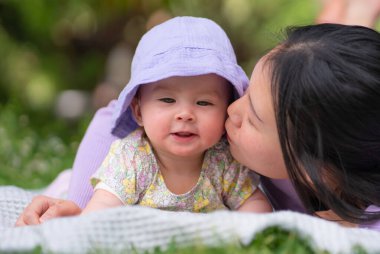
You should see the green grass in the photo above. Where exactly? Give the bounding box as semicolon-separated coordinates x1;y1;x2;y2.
0;101;88;189
149;226;327;254
1;226;372;254
7;227;329;254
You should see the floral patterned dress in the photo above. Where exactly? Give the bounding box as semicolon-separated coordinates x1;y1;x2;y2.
91;128;260;212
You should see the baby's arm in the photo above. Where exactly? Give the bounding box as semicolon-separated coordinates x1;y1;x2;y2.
238;188;273;213
222;157;272;213
81;189;123;214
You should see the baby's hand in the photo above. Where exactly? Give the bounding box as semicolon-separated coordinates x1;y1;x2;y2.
15;195;81;226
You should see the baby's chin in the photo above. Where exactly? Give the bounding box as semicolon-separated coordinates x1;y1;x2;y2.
169;149;206;159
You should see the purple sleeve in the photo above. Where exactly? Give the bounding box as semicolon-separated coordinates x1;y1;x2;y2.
67;100;119;208
359;205;380;232
263;177;380;232
261;177;307;213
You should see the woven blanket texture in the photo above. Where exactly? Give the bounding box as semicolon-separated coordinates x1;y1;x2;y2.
1;186;380;253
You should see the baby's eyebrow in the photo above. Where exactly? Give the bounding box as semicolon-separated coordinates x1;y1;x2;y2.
248;92;263;122
151;85;171;92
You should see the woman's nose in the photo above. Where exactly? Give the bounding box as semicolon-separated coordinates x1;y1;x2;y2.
227;99;242;127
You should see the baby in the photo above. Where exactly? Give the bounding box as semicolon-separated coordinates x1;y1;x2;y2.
82;17;272;214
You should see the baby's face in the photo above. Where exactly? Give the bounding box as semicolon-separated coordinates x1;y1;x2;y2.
131;74;230;159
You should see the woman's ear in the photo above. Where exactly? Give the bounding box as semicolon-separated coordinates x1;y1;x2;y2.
130;97;143;126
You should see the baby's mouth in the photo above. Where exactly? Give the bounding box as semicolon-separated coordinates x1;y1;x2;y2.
173;132;195;137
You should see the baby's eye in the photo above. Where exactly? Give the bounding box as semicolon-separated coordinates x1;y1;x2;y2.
197;101;213;106
159;98;175;103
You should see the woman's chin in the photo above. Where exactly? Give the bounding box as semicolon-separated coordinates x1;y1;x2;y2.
229;146;245;164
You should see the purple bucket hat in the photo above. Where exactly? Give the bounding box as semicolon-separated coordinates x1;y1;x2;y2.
112;16;249;138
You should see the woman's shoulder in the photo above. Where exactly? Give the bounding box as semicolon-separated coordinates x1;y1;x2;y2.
360;205;380;232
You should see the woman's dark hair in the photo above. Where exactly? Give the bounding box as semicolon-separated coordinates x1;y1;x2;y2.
266;24;380;223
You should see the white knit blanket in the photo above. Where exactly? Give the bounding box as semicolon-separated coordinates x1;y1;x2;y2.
1;186;380;253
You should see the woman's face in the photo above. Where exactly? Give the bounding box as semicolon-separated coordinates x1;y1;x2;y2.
225;57;288;179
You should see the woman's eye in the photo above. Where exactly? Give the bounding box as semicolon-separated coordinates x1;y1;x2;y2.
197;101;212;106
159;98;175;103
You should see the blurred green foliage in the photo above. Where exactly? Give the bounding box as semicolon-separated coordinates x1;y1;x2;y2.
0;0;319;188
0;0;319;110
25;226;369;254
99;226;327;254
0;102;89;188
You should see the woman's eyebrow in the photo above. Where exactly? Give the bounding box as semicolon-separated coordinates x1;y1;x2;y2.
248;92;263;122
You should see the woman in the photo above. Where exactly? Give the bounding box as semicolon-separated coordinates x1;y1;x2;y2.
226;23;380;229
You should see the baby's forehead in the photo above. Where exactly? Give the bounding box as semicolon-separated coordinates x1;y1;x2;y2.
140;76;231;97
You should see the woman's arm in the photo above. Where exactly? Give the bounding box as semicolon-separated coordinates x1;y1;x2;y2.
15;188;124;226
315;210;357;228
15;196;82;226
67;100;119;209
16;101;120;226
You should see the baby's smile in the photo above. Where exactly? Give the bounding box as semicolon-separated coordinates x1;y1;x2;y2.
173;132;195;137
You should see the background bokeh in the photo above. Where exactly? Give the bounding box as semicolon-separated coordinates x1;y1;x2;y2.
0;0;319;113
0;0;378;188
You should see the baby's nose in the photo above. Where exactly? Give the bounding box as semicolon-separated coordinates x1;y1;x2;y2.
175;110;194;121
